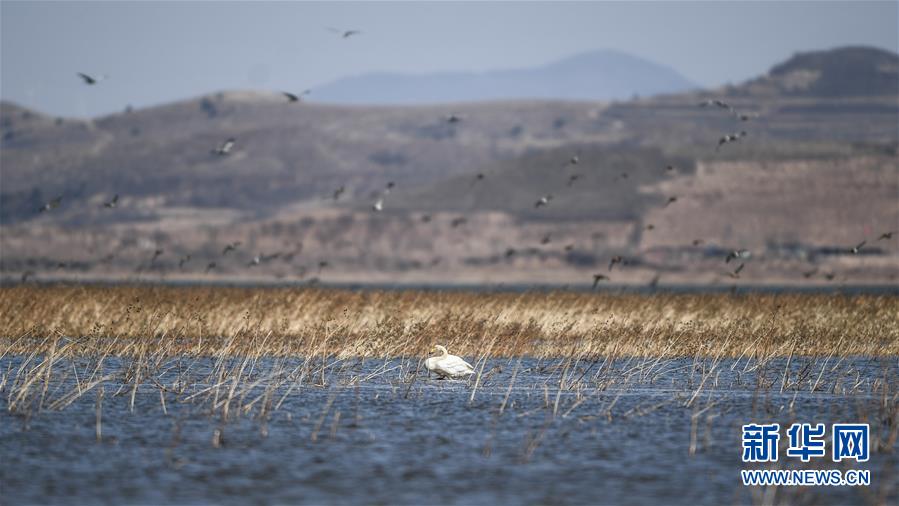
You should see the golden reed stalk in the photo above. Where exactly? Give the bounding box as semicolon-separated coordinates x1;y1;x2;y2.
1;285;896;358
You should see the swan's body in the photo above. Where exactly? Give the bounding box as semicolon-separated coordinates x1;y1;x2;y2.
425;345;474;379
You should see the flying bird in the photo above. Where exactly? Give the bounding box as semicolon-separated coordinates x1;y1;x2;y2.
608;256;623;271
372;198;384;212
178;255;191;269
332;186;345;200
645;224;655;231
283;90;311;102
567;174;582;187
717;131;747;151
664;196;678;207
592;273;610;289
211;138;235;156
76;73;105;85
328;27;361;38
728;263;745;279
564;154;580;167
205;262;217;273
222;242;242;255
563;244;575;252
692;239;704;246
725;249;749;263
540;234;552;245
445;114;463;124
802;267;818;279
534;194;553;208
151;249;164;263
699;99;732;111
665;165;676;172
102;194;119;208
878;231;896;241
505;248;516;258
38;196;62;213
451;217;467;228
850;241;866;254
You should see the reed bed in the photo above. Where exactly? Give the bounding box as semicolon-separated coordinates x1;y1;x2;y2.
1;284;897;358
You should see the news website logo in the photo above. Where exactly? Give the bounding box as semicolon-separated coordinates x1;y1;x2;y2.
740;423;871;487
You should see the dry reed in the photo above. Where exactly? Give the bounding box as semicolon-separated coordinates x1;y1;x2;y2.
1;284;897;358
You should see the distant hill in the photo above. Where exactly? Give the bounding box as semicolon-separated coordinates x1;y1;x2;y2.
735;46;899;97
311;49;698;104
1;46;898;286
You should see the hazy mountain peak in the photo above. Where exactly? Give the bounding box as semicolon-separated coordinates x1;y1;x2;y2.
311;49;697;104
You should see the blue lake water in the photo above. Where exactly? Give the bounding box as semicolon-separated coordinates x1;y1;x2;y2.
1;355;897;505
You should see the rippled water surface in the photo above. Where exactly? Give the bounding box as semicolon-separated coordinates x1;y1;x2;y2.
2;355;897;505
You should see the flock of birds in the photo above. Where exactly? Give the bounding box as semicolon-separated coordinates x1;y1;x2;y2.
20;31;898;288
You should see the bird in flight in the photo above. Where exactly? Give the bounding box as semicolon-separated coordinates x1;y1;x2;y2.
567;174;582;187
725;249;750;263
283;90;311;103
737;112;759;122
534;194;553;208
802;267;818;279
211;138;235;156
445;114;463;124
451;217;467;228
205;262;217;273
608;256;624;271
592;273;610;289
372;198;384;212
717;131;747;151
850;241;866;254
699;99;732;111
564;154;580;167
332;186;345;200
692;239;704;246
77;73;106;85
328;27;361;38
878;230;896;240
103;194;119;208
178;255;191;269
222;242;242;256
38;196;62;213
664;196;678;208
505;248;516;258
665;165;676;172
727;263;745;279
563;244;575;252
540;234;552;245
151;249;164;263
645;224;655;231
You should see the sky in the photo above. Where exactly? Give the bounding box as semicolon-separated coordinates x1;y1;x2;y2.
1;1;897;118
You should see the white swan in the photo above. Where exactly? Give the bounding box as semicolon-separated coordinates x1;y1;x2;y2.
425;345;475;379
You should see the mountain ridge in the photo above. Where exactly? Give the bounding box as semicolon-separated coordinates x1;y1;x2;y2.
310;49;698;104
